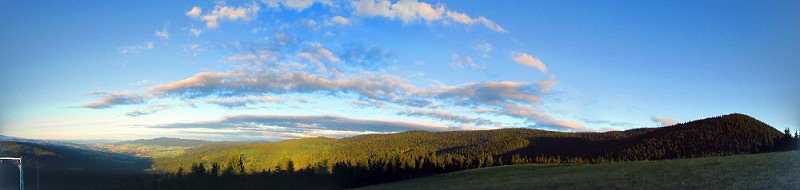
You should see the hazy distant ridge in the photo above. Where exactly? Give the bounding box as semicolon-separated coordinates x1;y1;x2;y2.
117;137;210;147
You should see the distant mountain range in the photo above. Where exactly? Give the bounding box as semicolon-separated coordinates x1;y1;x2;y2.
1;134;29;141
116;137;211;147
0;135;92;149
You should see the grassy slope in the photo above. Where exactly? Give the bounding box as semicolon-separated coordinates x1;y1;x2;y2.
361;151;800;189
154;138;337;171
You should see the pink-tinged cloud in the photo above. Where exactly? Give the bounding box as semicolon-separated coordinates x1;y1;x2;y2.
80;93;145;109
535;76;557;94
491;102;584;131
512;53;547;73
432;81;544;105
193;3;261;28
651;116;677;126
82;70;426;109
400;109;495;126
186;6;202;18
353;0;505;32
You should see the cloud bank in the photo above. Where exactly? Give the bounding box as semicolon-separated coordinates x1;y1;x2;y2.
152;114;454;134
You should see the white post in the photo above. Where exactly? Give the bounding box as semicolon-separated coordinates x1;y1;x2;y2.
19;158;23;190
1;157;23;190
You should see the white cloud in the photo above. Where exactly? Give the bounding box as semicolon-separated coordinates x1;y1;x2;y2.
154;24;169;40
152;114;454;134
341;44;392;66
445;11;506;33
81;93;146;109
427;79;579;131
197;3;261;28
88;33;580;133
186;6;202;18
431;81;544;105
81;70;420;108
189;28;203;37
535;76;557;94
301;19;318;29
351;99;386;108
450;54;485;70
353;0;394;18
512;52;547;73
84;69;582;132
353;0;504;32
390;0;445;22
119;41;154;54
298;42;341;64
330;16;350;25
491;103;583;131
580;118;639;128
204;96;309;108
125;104;182;117
132;80;154;86
223;54;258;62
122;97;309;117
183;42;205;56
473;43;493;58
400;109;494;126
261;0;332;11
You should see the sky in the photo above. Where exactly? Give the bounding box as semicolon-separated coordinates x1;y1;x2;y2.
0;0;798;141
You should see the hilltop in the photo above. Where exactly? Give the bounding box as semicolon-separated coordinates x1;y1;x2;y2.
151;113;795;188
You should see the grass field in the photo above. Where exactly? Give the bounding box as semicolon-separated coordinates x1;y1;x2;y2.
361;151;800;189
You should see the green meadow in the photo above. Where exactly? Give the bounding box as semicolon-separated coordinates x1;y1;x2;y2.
362;150;800;189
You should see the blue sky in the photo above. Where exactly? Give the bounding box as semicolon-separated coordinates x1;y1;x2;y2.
1;0;798;141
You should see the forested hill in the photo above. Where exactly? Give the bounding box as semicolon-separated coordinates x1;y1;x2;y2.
118;137;210;147
0;141;152;189
147;113;798;188
0;141;150;172
156;113;789;171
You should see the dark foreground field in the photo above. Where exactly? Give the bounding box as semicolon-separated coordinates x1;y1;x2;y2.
361;150;800;189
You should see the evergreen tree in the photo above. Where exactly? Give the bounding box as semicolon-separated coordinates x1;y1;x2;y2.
287;160;295;173
237;154;246;174
190;162;206;177
210;162;220;176
176;164;185;177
